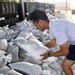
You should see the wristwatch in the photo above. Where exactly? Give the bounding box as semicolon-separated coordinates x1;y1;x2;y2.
48;51;51;57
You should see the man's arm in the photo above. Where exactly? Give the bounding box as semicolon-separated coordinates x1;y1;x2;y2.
40;41;69;60
45;38;56;48
50;41;69;57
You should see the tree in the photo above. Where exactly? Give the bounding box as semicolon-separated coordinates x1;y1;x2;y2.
0;0;10;2
24;0;35;2
0;0;19;2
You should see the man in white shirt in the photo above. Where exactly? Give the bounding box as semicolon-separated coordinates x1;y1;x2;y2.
29;10;75;75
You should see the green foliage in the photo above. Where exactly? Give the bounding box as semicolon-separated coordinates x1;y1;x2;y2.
24;0;35;2
0;0;9;2
0;0;19;2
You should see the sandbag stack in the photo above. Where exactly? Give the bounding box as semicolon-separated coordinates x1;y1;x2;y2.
0;19;75;75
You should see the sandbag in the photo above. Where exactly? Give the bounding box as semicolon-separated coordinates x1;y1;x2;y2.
23;26;44;41
14;39;49;60
0;54;12;68
57;12;73;22
0;39;8;51
48;58;63;74
42;68;57;75
5;29;17;40
41;63;50;70
18;49;27;58
0;73;4;75
6;70;23;75
0;50;6;57
7;45;19;63
42;70;51;75
23;56;42;65
15;31;37;42
0;28;6;39
0;55;6;68
9;62;42;75
15;20;28;31
0;66;10;74
42;57;58;65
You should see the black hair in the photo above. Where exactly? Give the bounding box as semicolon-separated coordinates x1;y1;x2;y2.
29;10;49;22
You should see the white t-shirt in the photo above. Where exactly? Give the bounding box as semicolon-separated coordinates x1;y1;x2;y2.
49;19;75;45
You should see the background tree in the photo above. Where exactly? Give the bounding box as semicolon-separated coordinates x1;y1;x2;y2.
0;0;19;2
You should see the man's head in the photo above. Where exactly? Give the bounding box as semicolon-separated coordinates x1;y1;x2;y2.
29;10;49;31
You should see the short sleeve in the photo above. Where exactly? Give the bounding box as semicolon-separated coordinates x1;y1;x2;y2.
49;19;68;45
49;21;55;39
54;27;68;45
50;31;54;39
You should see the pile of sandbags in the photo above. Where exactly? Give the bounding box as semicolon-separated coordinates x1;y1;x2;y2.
57;12;73;22
0;19;75;75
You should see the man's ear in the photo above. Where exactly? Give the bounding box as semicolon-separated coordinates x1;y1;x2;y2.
38;20;43;25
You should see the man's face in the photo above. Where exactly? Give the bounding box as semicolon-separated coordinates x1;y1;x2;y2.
32;20;47;31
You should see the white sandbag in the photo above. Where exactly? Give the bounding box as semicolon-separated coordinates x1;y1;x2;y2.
31;29;43;41
72;64;75;70
16;19;33;27
48;58;63;74
46;12;57;20
15;39;49;60
0;55;6;68
6;70;23;75
41;63;50;70
4;34;12;42
4;54;12;63
2;26;12;41
15;20;34;31
0;50;6;57
23;56;42;65
42;29;50;45
9;62;42;75
45;67;57;75
7;45;19;63
18;49;27;58
15;31;37;41
42;70;51;75
5;29;17;40
0;66;10;74
0;74;4;75
57;12;73;22
23;26;43;40
18;55;25;62
24;20;34;27
49;61;62;70
2;25;9;31
15;20;28;31
22;26;34;32
10;25;20;34
22;24;48;41
42;40;50;46
73;70;75;75
42;68;57;75
0;28;6;39
43;58;63;75
42;57;58;65
49;46;60;53
42;30;50;40
15;36;28;43
0;54;12;68
0;39;8;51
16;20;27;26
8;40;14;46
59;56;65;60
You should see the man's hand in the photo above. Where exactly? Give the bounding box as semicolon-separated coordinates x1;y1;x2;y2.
40;52;49;61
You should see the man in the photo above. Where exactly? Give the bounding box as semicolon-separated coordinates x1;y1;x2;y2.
29;10;75;75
